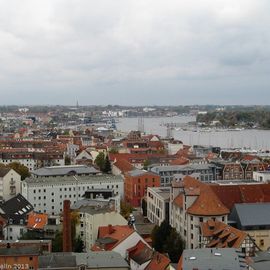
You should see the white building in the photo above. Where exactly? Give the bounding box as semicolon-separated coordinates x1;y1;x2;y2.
72;199;127;250
1;194;33;240
21;175;124;216
253;171;270;182
0;168;21;201
147;187;170;226
0;151;65;171
170;177;229;249
167;140;183;155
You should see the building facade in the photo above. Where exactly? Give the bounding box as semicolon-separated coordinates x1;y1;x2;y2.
124;170;160;207
22;175;124;215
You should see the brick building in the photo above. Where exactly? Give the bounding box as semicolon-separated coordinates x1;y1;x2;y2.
124;170;160;207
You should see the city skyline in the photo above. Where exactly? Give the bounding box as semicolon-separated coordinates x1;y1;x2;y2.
0;0;270;105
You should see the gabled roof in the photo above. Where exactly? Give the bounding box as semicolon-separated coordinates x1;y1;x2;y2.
93;225;135;251
0;194;33;221
200;220;248;249
128;240;153;265
0;167;11;177
113;159;134;173
145;252;171;270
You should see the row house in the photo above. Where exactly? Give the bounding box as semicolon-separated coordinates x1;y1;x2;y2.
211;161;244;180
151;164;217;186
0;149;65;171
240;159;267;179
211;159;266;180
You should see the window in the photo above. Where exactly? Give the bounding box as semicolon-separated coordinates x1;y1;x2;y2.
51;199;54;202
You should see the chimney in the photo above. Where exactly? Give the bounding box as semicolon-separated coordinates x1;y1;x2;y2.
63;200;72;252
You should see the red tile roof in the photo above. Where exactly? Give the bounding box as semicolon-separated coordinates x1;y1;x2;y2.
200;220;248;249
92;225;135;251
187;184;230;216
210;183;270;210
113;159;134;173
27;212;48;230
145;252;171;270
173;194;184;209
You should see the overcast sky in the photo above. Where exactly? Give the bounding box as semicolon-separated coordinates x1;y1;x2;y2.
0;0;270;106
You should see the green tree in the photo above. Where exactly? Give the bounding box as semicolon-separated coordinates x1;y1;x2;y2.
7;162;30;180
151;221;185;263
143;159;150;170
151;220;171;253
52;230;63;252
103;155;111;173
109;148;118;154
95;152;105;171
120;201;133;219
73;236;84;252
163;228;185;263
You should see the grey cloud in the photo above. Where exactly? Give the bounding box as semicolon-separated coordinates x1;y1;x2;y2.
0;0;270;105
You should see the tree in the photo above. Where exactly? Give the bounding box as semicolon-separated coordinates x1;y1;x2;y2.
3;162;30;180
52;230;63;252
120;201;133;219
151;220;171;253
143;159;150;170
151;220;185;263
103;155;111;173
73;236;84;252
109;148;118;154
95;152;105;171
163;228;185;263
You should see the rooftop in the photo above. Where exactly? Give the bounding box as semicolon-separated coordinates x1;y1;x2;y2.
32;164;99;177
24;174;123;185
231;203;270;227
178;248;247;270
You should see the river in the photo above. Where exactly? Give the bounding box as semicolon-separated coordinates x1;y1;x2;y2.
116;116;270;150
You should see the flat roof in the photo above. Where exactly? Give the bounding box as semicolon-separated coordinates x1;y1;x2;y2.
182;248;246;270
24;175;123;186
32;165;99;176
